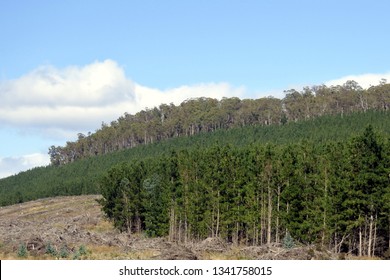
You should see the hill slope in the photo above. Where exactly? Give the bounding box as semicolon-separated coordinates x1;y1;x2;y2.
48;82;390;165
0;195;339;260
1;110;390;207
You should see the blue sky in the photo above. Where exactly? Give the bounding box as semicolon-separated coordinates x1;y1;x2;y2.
1;0;390;178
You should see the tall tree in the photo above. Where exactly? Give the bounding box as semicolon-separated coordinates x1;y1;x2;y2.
348;125;388;256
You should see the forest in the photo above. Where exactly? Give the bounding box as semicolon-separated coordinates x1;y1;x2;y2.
98;125;390;257
48;80;390;165
1;109;389;207
0;80;389;257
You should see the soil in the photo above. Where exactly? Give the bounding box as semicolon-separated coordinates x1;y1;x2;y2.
0;195;337;260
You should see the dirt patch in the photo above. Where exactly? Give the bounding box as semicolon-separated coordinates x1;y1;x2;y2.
0;195;337;260
0;195;199;259
238;244;334;260
195;237;228;252
26;236;46;255
0;195;119;258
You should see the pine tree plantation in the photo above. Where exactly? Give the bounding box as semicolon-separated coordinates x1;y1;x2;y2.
98;126;390;257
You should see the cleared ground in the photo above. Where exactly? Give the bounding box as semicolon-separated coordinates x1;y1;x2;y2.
0;195;339;260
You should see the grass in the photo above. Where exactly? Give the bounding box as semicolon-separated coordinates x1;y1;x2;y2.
84;219;114;233
79;244;157;260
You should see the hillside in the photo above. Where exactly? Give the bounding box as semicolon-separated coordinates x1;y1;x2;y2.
1;110;390;207
48;81;390;165
0;195;340;260
94;124;389;258
0;109;389;259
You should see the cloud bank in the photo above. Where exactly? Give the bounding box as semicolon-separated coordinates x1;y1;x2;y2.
2;60;388;139
0;60;247;178
0;60;244;139
325;72;390;89
0;153;50;179
0;60;135;138
1;60;389;179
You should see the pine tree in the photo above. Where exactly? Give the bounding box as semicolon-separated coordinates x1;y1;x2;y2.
348;125;387;256
143;173;169;237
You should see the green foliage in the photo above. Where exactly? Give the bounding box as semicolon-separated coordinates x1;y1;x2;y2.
45;243;57;257
17;244;27;258
98;126;390;256
59;245;69;258
283;232;295;249
72;245;88;260
47;82;390;165
78;244;87;256
1;110;390;208
143;173;169;237
72;251;81;260
98;161;147;233
1;105;390;257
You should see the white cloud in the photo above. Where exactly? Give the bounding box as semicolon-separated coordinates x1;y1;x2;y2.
325;72;390;89
1;61;389;179
0;60;135;137
1;60;134;107
135;83;246;109
0;60;247;178
0;60;245;139
2;61;389;141
0;153;50;179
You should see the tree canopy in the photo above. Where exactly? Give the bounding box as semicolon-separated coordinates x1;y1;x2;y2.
98;126;390;257
1;80;389;258
48;81;390;166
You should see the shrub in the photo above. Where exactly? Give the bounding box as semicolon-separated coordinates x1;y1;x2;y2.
72;251;81;260
283;231;295;249
59;246;69;259
45;243;57;257
72;245;88;260
17;244;28;258
78;245;87;256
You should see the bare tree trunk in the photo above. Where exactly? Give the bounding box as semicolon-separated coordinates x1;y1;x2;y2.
260;188;265;245
169;205;175;242
368;214;373;257
252;222;256;246
359;226;363;257
235;221;239;245
184;217;188;244
211;206;215;238
276;185;280;244
364;219;368;255
372;214;377;257
216;193;220;237
335;234;348;254
123;191;131;234
267;178;272;245
178;219;182;243
286;201;289;237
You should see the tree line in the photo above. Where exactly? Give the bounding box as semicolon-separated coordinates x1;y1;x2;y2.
49;80;390;165
1;110;389;207
98;126;390;257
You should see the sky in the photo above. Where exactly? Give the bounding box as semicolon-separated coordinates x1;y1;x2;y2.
1;0;390;178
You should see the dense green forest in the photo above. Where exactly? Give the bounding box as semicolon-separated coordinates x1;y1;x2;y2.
1;110;389;207
0;80;389;257
98;125;390;257
48;80;390;165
